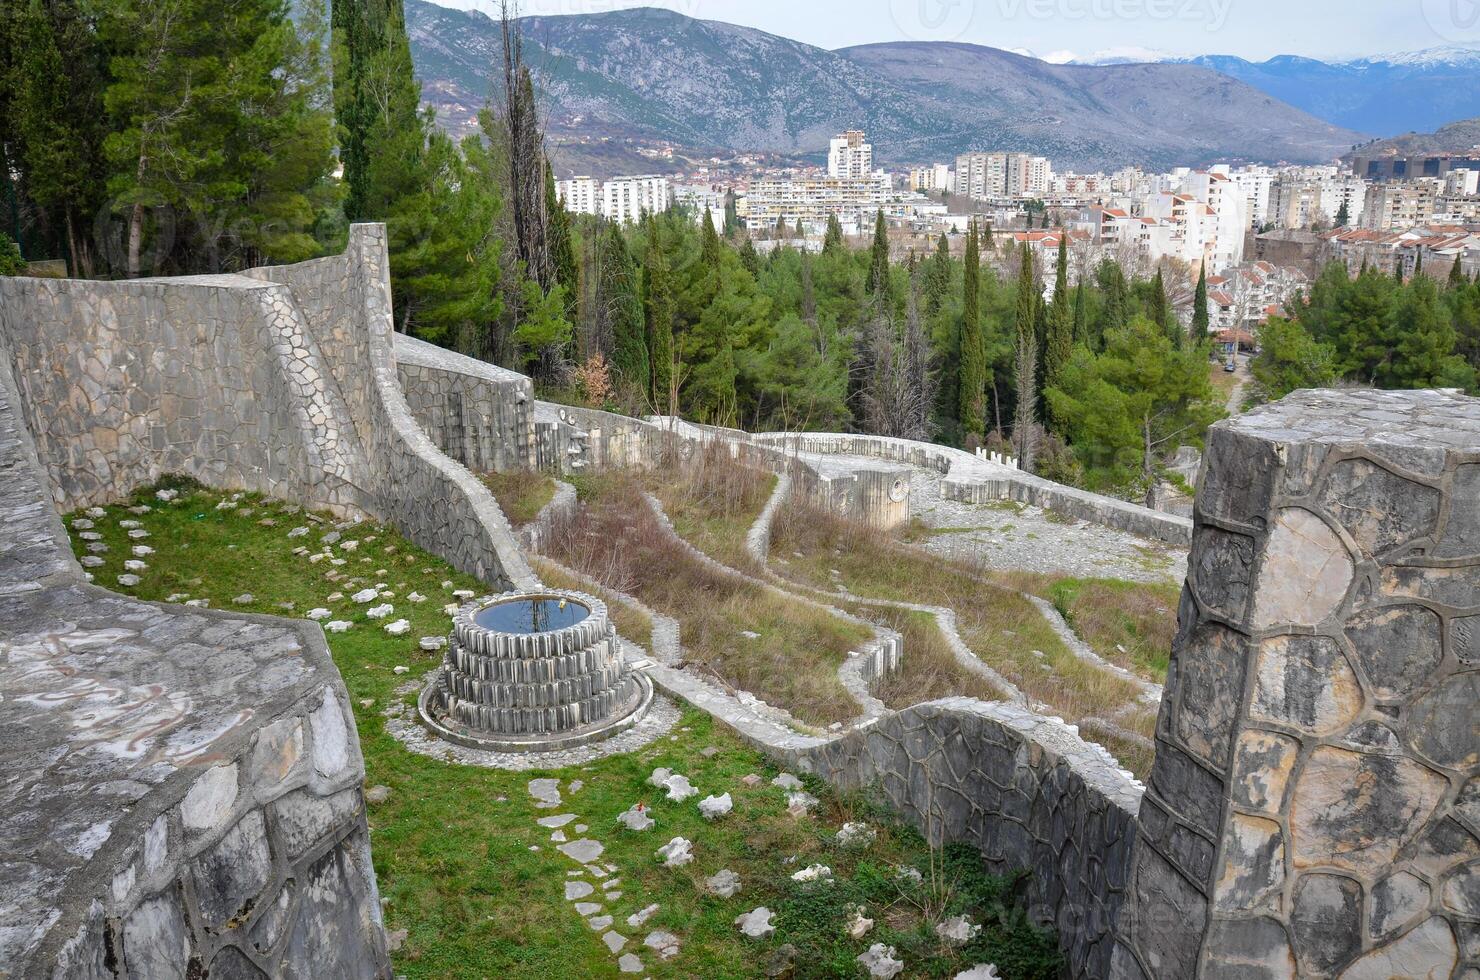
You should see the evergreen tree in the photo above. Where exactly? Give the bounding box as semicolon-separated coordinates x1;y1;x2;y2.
332;0;420;224
546;164;578;320
1094;258;1128;349
823;214;844;255
925;233;951;315
1072;280;1088;344
600;223;648;393
1451;254;1467;289
1149;267;1173;343
1013;242;1040;469
1334;200;1350;227
1043;233;1073;426
1192;262;1210;342
865;209;890;300
643;216;675;411
1414;251;1424;280
981;222;994;249
739;236;760;277
959;221;986;436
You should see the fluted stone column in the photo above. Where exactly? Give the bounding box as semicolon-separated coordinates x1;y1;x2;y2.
1114;389;1480;979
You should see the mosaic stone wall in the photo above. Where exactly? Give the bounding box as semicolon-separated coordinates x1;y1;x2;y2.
1114;388;1480;979
789;698;1144;980
394;334;534;475
0;349;389;978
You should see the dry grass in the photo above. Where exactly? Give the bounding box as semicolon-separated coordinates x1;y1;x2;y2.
530;556;654;648
996;572;1178;682
770;498;1147;728
542;474;870;727
845;603;1009;709
481;469;557;526
643;444;776;570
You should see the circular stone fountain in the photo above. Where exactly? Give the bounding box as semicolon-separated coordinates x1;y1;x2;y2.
418;589;653;753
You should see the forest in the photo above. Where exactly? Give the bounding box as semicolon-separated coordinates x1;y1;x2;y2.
3;0;1476;504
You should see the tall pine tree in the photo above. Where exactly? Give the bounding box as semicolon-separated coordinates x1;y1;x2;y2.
1192;261;1210;342
959;220;987;437
1013;242;1040;469
1043;233;1073;426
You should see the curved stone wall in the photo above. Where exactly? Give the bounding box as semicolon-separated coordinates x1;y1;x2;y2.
744;431;1192;546
394;334;534;474
0;223;534;593
0;349;388;978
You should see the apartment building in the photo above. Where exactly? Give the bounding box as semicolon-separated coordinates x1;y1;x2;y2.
1268;167;1368;229
556;174;670;224
953;152;1053;199
828;130;873;179
743;172;890;234
1361;178;1443;231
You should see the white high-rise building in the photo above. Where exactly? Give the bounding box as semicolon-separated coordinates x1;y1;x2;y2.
557;174;670;224
1231;166;1276;228
555;177;600;216
952;152;1053;199
828;130;872;178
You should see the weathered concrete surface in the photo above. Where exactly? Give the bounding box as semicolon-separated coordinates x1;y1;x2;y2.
394;334;534;476
1114;388;1480;980
0;350;389;977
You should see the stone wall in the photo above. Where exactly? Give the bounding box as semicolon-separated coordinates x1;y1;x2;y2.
0;223;534;592
1114;388;1480;979
0;273;363;515
785;699;1144;980
393;334;534;475
0;348;389;978
746;431;1192;547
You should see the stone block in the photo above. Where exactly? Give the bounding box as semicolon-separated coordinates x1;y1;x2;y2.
1290;746;1446;874
1190;526;1256;621
122;891;191;980
1289;872;1361;975
1213;814;1284;912
1202;916;1296;980
1405;671;1480;769
1250;508;1353;629
1175;623;1246;769
1230;730;1300;814
190;810;272;929
1369;871;1430;941
1318;457;1440;557
1343;604;1443;701
272;787;362;859
1248;634;1362;736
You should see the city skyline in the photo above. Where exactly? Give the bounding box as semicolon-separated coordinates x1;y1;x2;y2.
424;0;1480;63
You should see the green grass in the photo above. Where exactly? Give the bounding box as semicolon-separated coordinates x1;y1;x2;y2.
64;479;1059;979
998;573;1178;682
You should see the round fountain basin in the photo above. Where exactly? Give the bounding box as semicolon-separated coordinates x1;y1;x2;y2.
474;595;590;634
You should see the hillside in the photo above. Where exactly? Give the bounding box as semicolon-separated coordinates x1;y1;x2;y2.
1185;48;1480;137
404;0;1363;173
1346;115;1480;160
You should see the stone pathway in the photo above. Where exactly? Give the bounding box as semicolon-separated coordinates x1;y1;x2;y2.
384;672;680;771
527;775;708;975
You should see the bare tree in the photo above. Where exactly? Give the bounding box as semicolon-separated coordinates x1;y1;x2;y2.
496;1;552;290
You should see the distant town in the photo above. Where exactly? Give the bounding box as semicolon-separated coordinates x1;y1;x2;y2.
556;129;1480;339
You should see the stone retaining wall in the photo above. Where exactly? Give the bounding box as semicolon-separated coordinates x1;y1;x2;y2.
0;348;389;978
393;334;534;474
786;699;1143;980
746;431;1192;547
0;223;534;592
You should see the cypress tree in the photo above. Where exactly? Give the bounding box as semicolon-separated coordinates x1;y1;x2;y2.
823;214;844;255
333;0;421;223
546;164;578;320
602;223;648;392
1013;242;1039;470
739;236;759;277
981;222;994;248
925;233;951;315
1072;280;1087;343
1192;261;1210;342
642;215;675;410
1150;267;1173;343
959;220;986;436
1043;233;1073;418
1335;199;1350;227
1451;254;1467;289
865;209;890;299
1414;251;1424;279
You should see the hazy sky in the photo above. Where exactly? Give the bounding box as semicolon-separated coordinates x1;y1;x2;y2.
424;0;1480;62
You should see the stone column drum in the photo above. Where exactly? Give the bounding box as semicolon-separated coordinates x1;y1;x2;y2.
418;589;652;753
1114;389;1480;979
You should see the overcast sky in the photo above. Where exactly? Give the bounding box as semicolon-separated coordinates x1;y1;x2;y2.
423;0;1480;62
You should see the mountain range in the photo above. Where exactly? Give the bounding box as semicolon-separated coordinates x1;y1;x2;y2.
1180;48;1480;138
404;0;1363;174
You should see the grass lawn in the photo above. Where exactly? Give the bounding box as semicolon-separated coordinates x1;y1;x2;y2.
65;479;1060;979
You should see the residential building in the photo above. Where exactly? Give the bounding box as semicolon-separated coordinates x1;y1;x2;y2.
742;171;890;234
556;174;670;224
953;152;1053;199
1361;178;1443;231
828;130;872;178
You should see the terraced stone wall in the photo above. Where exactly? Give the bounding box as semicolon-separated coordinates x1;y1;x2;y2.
788;698;1144;980
394;334;534;474
1114;389;1480;979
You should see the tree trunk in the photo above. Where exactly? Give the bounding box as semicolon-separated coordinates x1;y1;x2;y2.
127;203;144;279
